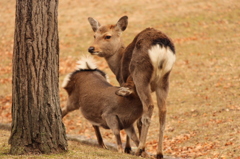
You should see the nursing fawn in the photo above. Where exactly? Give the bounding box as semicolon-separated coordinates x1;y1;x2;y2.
62;57;143;153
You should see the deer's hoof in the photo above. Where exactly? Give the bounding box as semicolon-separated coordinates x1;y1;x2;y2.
156;154;164;159
135;148;143;156
135;149;149;158
124;147;132;154
118;147;124;153
141;151;150;158
115;87;133;96
101;144;108;150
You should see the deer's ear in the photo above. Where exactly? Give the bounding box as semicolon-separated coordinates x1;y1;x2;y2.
88;17;101;32
116;16;128;32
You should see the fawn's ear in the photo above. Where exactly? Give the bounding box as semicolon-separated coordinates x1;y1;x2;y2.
88;17;101;32
116;16;128;32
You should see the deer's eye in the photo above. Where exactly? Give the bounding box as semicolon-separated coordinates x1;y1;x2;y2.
105;35;111;39
93;35;96;39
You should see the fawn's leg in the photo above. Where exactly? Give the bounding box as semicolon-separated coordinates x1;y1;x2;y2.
93;125;107;149
124;136;132;153
125;125;139;147
103;114;123;153
62;100;78;118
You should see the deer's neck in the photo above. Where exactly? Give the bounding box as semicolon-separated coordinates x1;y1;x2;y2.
105;46;125;84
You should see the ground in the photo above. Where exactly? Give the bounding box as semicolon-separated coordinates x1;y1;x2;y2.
0;0;240;158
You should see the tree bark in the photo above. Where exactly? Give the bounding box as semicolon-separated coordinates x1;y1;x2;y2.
9;0;68;154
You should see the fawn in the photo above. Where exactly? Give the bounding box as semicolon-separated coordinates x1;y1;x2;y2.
61;56;143;153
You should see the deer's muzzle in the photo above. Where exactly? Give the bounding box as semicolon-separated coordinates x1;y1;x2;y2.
88;46;95;53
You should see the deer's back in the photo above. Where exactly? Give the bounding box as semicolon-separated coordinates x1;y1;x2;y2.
72;71;143;129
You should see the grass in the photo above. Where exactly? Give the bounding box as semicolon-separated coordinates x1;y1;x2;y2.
0;130;143;159
0;0;240;158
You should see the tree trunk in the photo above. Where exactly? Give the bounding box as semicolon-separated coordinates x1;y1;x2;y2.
9;0;68;154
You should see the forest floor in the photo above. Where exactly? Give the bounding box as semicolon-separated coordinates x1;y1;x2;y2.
0;0;240;158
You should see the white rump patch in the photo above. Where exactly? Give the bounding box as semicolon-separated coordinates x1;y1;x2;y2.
148;45;176;79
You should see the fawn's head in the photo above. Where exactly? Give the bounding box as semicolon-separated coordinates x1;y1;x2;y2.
88;16;128;58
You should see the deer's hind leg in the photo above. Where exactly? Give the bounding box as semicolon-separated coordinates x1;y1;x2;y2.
102;114;123;153
131;71;154;157
124;136;131;153
124;126;140;154
62;99;79;118
155;73;170;159
93;125;107;149
125;125;139;147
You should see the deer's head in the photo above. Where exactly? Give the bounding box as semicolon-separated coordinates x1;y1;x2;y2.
88;16;128;58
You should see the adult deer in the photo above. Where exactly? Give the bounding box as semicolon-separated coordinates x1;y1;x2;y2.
88;16;176;158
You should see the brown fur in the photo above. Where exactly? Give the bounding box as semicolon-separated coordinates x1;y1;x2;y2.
62;68;142;153
88;16;175;158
